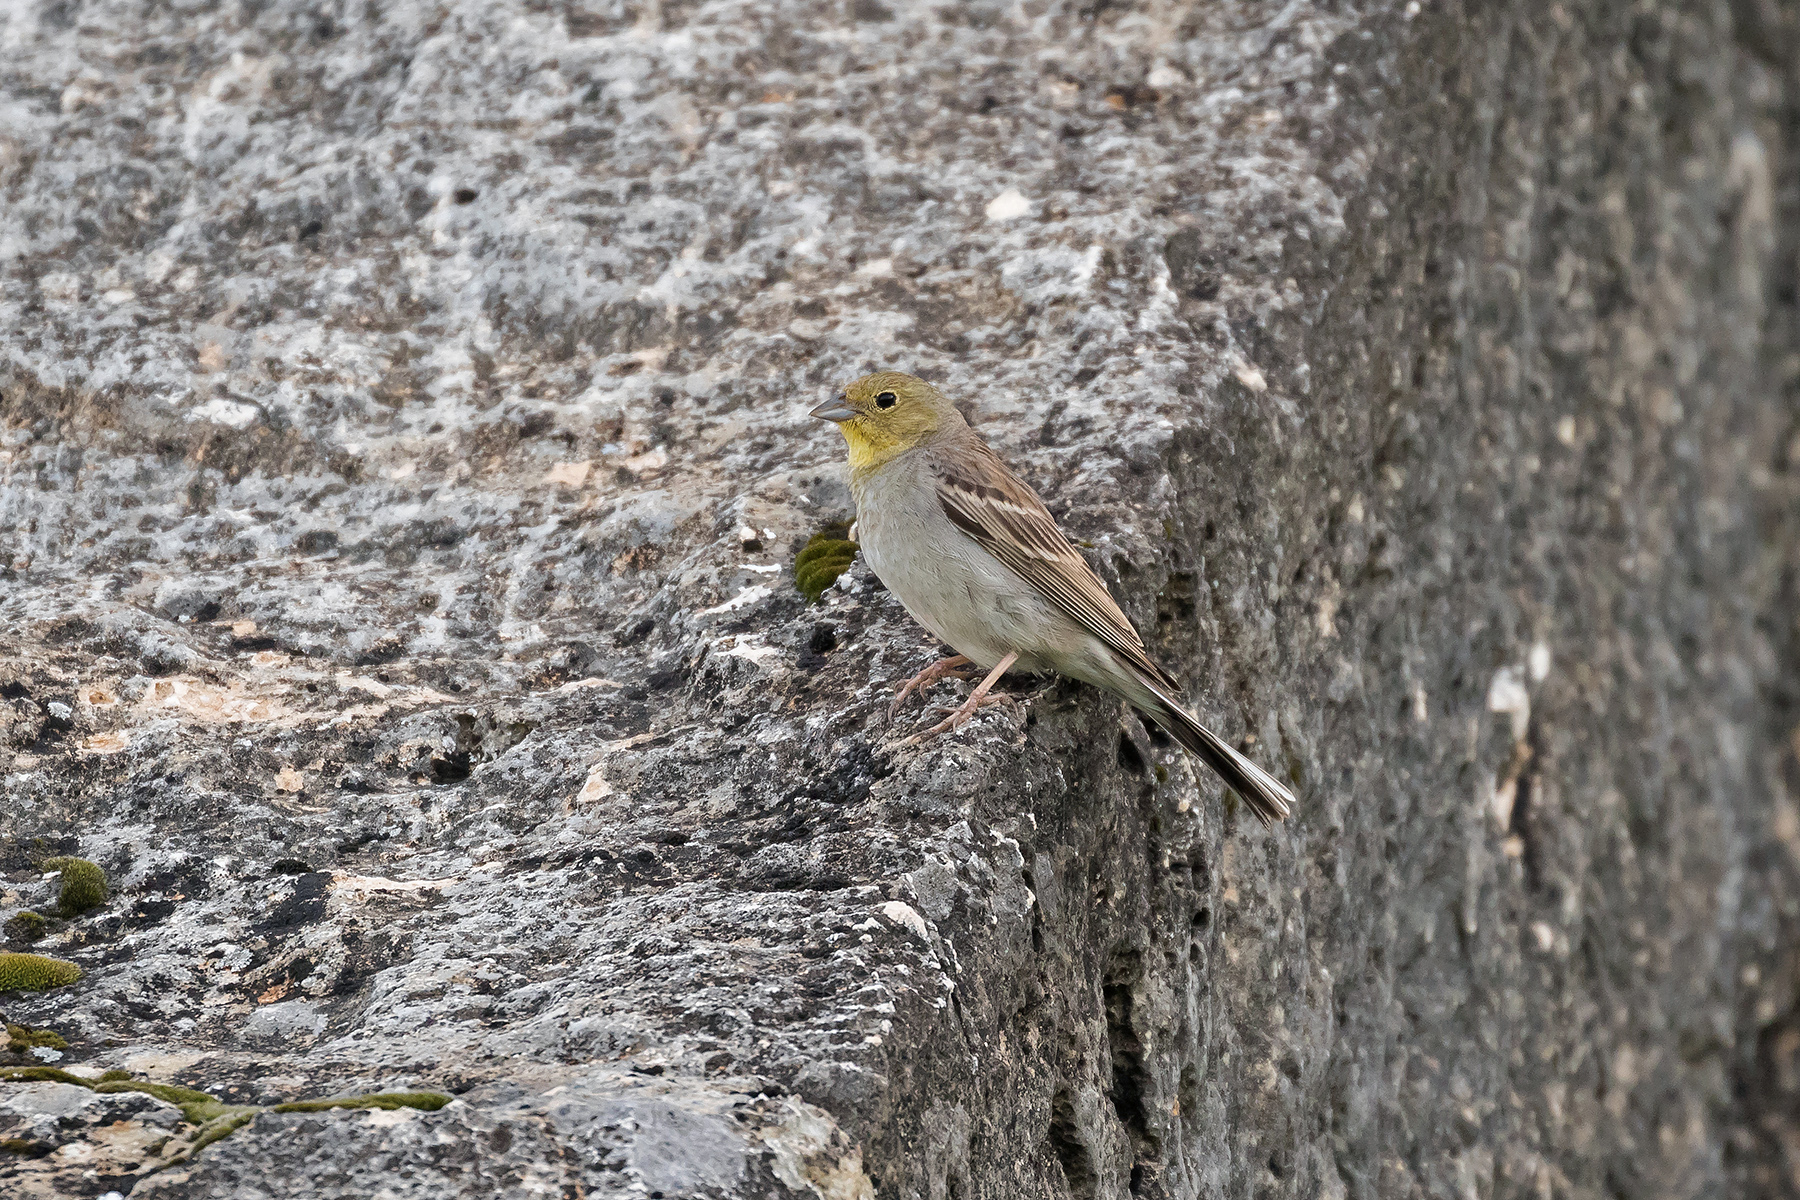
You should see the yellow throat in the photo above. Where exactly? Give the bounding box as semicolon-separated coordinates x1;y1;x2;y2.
839;419;911;479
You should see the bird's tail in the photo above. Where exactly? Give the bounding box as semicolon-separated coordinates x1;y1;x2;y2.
1136;679;1293;827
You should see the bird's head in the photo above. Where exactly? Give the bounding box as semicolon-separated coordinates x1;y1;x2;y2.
809;371;962;475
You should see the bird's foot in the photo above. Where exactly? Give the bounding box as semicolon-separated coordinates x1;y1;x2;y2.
889;654;973;717
909;693;1017;745
906;651;1020;745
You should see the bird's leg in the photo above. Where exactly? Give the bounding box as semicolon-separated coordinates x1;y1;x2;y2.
909;652;1019;745
888;653;973;717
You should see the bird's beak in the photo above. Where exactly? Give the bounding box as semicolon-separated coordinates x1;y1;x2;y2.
809;393;857;423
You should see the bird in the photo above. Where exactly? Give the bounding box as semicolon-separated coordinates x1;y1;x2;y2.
808;370;1294;826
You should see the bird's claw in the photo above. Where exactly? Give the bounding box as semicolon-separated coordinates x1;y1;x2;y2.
888;654;974;717
909;691;1015;745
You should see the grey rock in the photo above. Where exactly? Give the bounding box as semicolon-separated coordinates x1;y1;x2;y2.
127;1103;578;1200
0;1081;179;1146
1;0;1797;1198
0;1083;185;1197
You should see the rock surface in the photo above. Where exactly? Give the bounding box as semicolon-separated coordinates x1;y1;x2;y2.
2;0;1798;1196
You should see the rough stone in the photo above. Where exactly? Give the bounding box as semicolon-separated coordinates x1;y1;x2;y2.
1;0;1797;1196
0;1081;184;1197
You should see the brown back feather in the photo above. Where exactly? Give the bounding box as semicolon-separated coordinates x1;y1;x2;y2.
933;438;1179;691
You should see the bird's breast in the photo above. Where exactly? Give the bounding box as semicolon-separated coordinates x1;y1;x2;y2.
851;460;1072;673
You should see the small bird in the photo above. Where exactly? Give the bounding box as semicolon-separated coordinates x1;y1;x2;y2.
809;371;1294;826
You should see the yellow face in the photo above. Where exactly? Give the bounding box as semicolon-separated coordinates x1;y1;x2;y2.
809;371;952;476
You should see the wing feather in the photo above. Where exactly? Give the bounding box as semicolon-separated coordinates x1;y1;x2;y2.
934;441;1178;690
932;437;1294;823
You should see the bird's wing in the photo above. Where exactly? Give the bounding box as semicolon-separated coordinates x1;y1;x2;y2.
933;439;1178;690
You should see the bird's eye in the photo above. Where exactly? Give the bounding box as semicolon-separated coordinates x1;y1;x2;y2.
875;391;897;409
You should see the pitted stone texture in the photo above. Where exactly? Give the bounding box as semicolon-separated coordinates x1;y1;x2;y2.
126;1081;868;1200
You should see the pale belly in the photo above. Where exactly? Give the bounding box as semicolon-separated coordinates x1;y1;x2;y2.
854;470;1077;675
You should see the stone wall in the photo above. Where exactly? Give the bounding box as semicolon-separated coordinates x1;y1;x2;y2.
1;0;1796;1196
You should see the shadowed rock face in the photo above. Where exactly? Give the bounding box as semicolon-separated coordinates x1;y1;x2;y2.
2;0;1797;1195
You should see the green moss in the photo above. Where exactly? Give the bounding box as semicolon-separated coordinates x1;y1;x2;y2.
189;1107;259;1153
794;525;859;603
181;1098;247;1127
39;857;107;917
271;1091;452;1114
95;1079;218;1110
0;1071;451;1166
3;912;48;944
184;1100;231;1126
0;953;82;992
0;1068;228;1118
6;1024;67;1052
0;1066;93;1085
2;1137;47;1156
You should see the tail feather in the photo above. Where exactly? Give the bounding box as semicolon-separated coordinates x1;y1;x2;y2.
1137;682;1293;827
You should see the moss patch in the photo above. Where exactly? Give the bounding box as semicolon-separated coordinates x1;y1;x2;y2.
0;1067;454;1168
6;1024;67;1053
189;1107;259;1153
272;1091;452;1114
93;1079;216;1105
0;1066;92;1085
794;525;859;602
96;1079;222;1124
39;857;107;917
3;912;48;944
0;953;82;992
